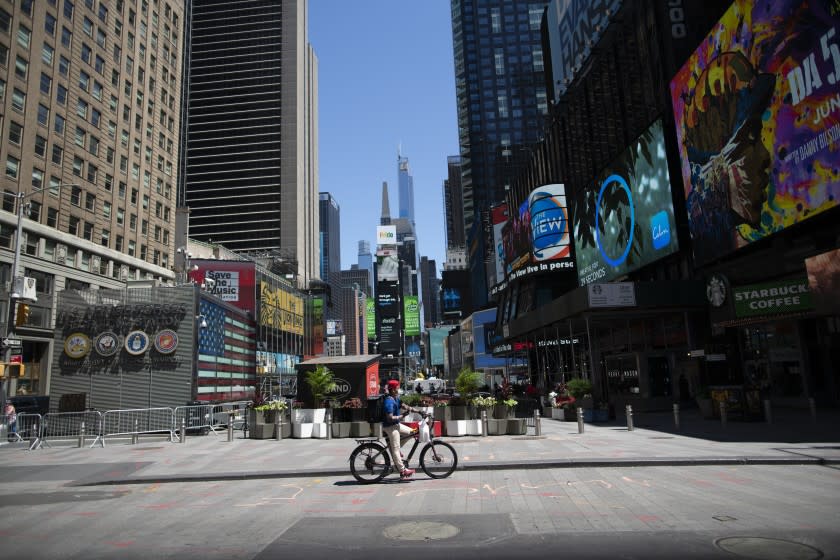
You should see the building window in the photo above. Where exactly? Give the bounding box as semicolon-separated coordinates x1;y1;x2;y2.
15;56;28;79
115;235;123;252
100;228;109;247
8;121;23;144
51;144;63;164
38;104;50;126
17;25;31;49
102;200;111;219
6;155;20;179
116;207;124;225
54;113;65;134
34;135;47;157
11;88;25;112
128;239;135;256
56;84;67;104
59;55;70;75
32;168;43;189
83;221;93;241
42;43;54;66
70;185;82;206
68;215;79;235
47;207;58;228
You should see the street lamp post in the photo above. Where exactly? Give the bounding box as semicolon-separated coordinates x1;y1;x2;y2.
1;183;80;406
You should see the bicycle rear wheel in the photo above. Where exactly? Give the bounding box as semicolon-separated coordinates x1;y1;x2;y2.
419;440;458;478
350;442;391;484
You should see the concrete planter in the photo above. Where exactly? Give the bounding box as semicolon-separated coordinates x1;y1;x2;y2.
445;420;467;436
551;407;565;421
350;422;371;437
487;418;506;435
506;418;526;435
331;422;351;438
292;423;313;438
466;419;483;435
250;423;275;439
311;423;329;439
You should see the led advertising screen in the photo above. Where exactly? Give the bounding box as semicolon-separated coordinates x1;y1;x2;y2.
670;0;840;264
501;184;575;282
190;260;256;314
573;119;680;286
403;295;420;337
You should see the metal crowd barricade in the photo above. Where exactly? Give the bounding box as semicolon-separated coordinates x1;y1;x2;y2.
173;404;215;436
42;411;104;448
101;407;175;446
11;412;42;446
209;401;250;434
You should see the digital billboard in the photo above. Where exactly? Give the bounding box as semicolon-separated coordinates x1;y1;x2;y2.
365;298;376;340
190;260;256;314
670;0;840;264
403;295;420;337
573;119;679;286
376;281;401;355
501;184;575;282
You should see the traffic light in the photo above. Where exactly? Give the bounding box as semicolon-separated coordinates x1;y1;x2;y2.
15;303;30;327
0;363;25;378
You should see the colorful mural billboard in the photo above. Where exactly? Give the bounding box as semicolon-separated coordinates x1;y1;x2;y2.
670;0;840;264
573;119;680;285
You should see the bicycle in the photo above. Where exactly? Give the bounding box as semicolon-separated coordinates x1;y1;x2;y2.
349;411;458;483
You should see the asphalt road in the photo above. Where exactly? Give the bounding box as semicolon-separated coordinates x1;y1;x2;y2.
1;463;838;559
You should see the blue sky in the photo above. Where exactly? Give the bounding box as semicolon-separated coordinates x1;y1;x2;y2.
309;0;459;272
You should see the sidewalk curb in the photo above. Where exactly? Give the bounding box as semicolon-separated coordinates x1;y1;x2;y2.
70;455;837;487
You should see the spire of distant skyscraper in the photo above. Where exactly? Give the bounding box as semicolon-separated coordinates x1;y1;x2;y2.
398;154;415;224
380;181;391;225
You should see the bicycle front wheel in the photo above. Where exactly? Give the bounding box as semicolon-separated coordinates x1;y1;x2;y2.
419;440;458;478
350;442;391;484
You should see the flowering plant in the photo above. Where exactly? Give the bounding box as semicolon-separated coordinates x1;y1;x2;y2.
433;400;449;407
342;397;363;409
471;396;497;409
503;398;518;408
551;383;576;408
254;400;288;412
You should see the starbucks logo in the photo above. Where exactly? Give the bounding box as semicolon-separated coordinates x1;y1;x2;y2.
706;274;727;307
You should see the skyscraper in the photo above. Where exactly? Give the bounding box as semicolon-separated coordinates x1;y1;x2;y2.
397;153;414;224
356;240;373;295
451;0;549;307
319;192;340;319
443;155;465;251
419;256;440;328
182;0;319;285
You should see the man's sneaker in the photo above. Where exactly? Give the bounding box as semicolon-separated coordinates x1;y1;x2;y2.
400;468;415;479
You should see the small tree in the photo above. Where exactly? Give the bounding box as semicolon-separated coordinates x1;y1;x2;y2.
306;365;337;408
455;367;482;398
566;377;593;401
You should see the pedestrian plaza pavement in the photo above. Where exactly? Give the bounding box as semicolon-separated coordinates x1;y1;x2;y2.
1;406;838;486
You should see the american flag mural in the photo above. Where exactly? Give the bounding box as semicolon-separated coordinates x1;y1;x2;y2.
197;298;256;401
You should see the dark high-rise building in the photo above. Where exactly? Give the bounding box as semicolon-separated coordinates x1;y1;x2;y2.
443;155;465;251
419;256;440;328
451;0;550;307
397;153;415;224
182;0;319;285
339;267;371;355
319;192;340;319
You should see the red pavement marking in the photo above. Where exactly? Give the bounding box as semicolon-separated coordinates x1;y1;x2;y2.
303;508;387;513
105;541;135;548
714;472;751;485
139;502;178;510
636;514;662;523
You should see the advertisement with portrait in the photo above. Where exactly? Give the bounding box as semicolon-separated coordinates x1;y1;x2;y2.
806;248;840;314
670;0;840;264
573;118;680;286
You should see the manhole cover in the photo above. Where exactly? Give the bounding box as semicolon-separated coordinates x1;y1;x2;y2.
715;537;823;559
382;521;459;541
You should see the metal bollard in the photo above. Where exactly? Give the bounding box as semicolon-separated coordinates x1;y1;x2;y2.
577;407;584;434
673;403;680;431
763;399;772;424
78;421;86;448
719;401;727;427
275;411;282;441
227;414;234;442
326;409;332;440
481;409;488;437
131;419;139;444
809;397;817;422
626;404;634;431
532;409;541;436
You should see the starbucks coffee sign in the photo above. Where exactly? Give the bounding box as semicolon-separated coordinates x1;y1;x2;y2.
733;277;812;318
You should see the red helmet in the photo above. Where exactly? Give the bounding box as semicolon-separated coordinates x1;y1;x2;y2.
386;380;400;389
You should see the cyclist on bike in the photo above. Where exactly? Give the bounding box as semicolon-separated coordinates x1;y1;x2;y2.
383;379;420;479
